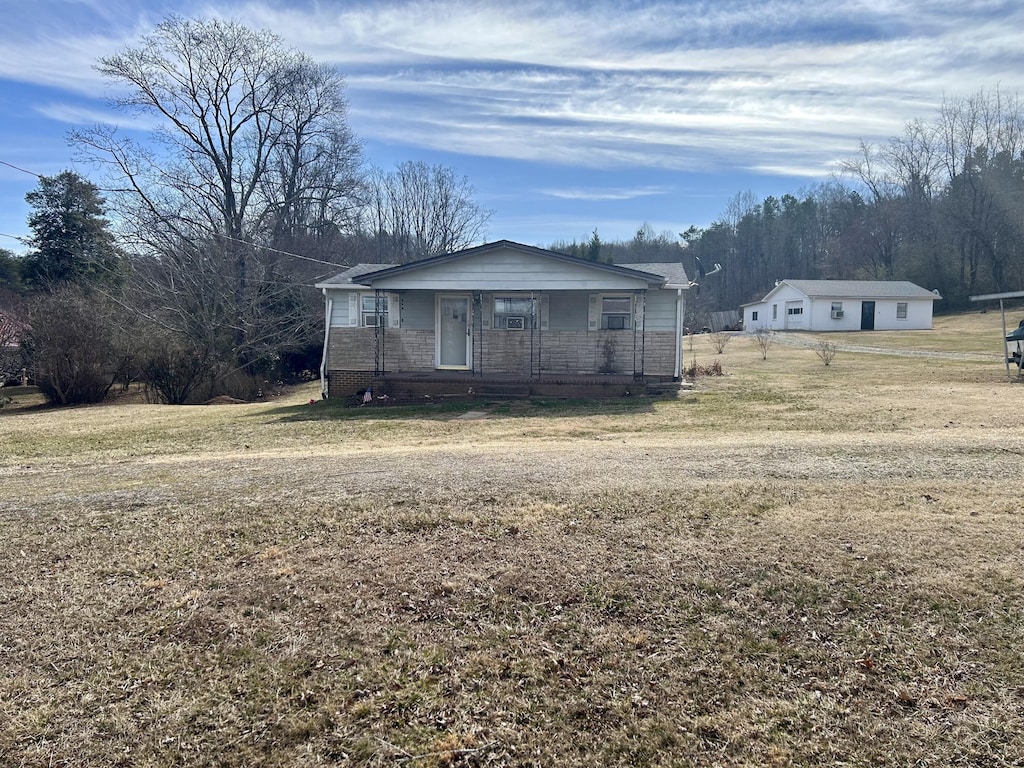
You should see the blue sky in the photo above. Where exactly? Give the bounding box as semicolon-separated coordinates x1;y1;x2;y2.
2;0;1023;254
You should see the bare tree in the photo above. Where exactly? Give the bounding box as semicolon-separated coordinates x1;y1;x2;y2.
814;340;838;366
751;327;775;360
73;16;362;389
708;331;731;354
363;161;491;262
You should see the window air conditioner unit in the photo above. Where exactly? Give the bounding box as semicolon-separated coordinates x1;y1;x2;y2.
606;315;627;330
506;316;525;330
831;310;844;319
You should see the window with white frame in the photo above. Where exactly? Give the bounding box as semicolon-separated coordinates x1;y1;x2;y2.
493;296;536;330
787;306;803;316
751;310;759;321
772;304;778;320
601;295;632;330
361;294;389;327
896;302;908;319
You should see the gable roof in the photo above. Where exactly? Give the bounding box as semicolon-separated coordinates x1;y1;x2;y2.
316;240;688;290
316;263;397;289
761;279;941;302
360;240;672;285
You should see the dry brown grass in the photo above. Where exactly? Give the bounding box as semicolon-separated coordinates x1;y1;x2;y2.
2;315;1024;766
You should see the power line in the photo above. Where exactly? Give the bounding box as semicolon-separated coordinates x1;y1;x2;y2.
0;160;42;178
211;232;349;269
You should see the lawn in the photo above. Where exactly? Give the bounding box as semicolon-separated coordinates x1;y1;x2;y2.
2;314;1023;766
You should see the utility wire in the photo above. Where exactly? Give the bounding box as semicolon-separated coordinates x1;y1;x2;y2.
0;160;42;178
211;231;349;269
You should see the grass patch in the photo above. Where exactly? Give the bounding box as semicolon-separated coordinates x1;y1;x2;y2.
2;314;1024;765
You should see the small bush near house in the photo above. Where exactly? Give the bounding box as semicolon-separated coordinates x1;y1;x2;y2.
684;359;724;378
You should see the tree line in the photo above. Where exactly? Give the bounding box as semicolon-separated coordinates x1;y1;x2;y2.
548;87;1024;327
678;87;1024;318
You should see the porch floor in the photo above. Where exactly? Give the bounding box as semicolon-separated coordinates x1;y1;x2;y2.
368;371;687;402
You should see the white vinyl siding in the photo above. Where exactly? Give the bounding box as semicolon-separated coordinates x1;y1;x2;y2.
369;246;653;292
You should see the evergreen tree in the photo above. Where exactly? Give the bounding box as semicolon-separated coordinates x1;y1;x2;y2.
22;171;124;291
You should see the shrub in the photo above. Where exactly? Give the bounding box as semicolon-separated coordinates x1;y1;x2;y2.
751;327;775;360
815;340;838;366
23;286;129;405
708;331;731;354
684;359;724;378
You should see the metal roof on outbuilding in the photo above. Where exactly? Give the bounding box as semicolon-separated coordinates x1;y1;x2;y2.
781;280;941;300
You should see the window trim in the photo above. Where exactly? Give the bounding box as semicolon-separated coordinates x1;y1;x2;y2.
492;294;537;331
601;294;633;331
896;302;908;320
360;293;389;327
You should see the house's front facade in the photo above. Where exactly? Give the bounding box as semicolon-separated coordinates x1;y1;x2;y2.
741;280;941;332
316;241;690;400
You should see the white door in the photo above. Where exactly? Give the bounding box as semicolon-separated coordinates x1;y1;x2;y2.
437;294;471;369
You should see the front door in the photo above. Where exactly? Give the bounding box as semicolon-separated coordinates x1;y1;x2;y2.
860;301;876;330
437;294;471;369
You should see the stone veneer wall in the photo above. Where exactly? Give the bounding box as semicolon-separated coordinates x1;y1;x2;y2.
481;330;677;376
325;327;679;397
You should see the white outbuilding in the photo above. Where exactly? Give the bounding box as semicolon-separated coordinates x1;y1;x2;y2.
741;280;941;332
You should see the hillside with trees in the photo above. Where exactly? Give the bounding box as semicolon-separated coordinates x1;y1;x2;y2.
677;88;1024;315
553;88;1024;318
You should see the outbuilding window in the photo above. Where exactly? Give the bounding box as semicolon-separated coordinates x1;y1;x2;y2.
896;302;908;319
751;310;759;322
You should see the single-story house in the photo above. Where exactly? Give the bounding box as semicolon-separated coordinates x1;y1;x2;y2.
741;280;941;332
315;240;691;400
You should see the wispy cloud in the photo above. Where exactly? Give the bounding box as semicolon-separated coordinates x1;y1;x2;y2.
538;185;672;202
2;0;1024;246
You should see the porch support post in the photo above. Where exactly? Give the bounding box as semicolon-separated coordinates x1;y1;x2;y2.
320;289;333;398
472;291;482;376
641;289;646;377
633;289;646;379
373;288;384;376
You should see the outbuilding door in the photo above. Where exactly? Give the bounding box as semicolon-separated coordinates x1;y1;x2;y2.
860;301;876;330
437;294;471;369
